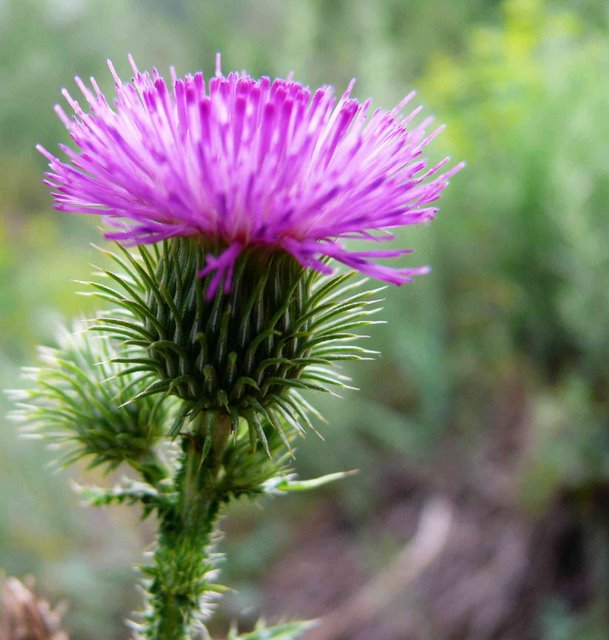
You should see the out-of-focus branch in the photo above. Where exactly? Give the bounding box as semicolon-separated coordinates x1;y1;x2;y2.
0;577;68;640
305;496;453;640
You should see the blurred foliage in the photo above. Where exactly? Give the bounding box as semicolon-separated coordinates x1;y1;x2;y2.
2;0;609;638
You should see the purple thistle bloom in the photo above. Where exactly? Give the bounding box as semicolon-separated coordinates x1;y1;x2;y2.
39;55;463;297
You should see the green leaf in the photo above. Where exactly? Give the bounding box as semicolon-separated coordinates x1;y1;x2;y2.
229;620;317;639
73;478;172;515
262;469;358;495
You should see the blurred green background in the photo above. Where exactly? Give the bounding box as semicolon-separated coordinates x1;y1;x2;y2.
2;0;609;638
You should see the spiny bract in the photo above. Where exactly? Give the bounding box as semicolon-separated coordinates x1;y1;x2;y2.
87;239;382;448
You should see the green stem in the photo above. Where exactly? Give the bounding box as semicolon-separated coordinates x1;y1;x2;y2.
133;449;169;487
140;413;231;640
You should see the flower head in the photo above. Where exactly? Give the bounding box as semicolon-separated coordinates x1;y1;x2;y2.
39;55;462;297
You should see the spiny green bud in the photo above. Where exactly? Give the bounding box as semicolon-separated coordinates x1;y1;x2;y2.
88;238;382;447
9;324;172;481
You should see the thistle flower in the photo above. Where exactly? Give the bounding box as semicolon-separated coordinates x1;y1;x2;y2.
25;57;464;638
39;55;463;298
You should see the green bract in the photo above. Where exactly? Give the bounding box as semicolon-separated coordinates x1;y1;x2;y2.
87;238;382;449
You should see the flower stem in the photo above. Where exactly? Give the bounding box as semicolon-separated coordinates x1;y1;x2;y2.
140;413;231;640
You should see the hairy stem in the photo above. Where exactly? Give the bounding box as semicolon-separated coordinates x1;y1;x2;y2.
139;414;231;640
